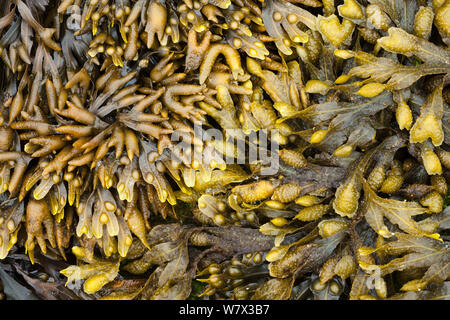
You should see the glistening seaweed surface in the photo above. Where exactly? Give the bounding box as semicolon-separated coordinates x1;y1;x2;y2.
0;0;449;300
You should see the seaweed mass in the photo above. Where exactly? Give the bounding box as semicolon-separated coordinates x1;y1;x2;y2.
0;0;448;300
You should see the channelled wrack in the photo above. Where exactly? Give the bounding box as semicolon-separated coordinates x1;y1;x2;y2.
0;0;448;301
